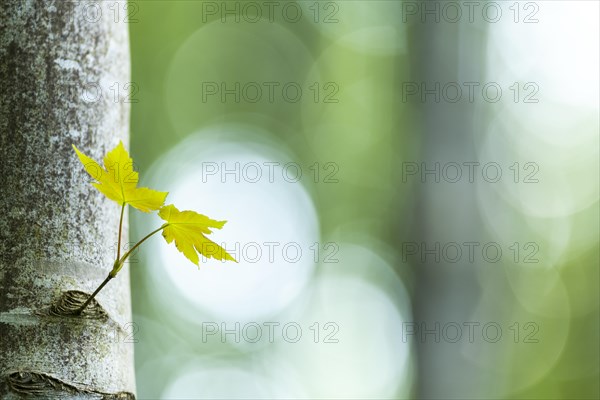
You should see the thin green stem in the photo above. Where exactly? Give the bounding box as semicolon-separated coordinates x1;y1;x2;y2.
116;203;125;260
119;224;167;265
75;275;112;315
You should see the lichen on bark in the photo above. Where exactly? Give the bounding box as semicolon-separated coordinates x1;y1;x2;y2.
0;0;136;397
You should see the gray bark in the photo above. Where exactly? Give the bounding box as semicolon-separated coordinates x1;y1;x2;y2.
0;1;135;398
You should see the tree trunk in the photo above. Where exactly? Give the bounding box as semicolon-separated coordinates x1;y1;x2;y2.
0;1;136;398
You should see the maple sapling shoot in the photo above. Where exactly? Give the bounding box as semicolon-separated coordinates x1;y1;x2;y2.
71;142;236;315
75;224;166;314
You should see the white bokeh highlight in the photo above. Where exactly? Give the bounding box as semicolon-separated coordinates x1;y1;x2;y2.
142;126;319;323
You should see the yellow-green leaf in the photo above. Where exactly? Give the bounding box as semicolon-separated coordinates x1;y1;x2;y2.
73;142;168;212
158;204;237;266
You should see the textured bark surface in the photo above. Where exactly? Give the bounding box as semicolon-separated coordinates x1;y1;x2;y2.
0;0;135;398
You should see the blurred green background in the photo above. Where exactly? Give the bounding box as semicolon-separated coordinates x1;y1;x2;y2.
125;1;599;398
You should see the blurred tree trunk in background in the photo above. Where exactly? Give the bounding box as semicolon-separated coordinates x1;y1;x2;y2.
0;1;135;398
408;15;490;400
